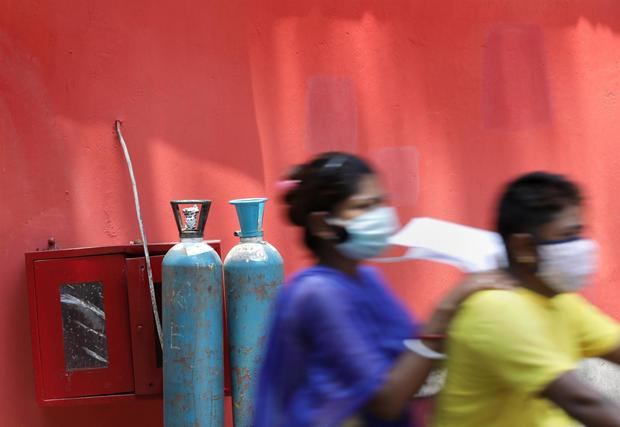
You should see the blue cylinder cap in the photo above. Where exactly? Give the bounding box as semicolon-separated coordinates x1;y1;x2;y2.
230;198;267;238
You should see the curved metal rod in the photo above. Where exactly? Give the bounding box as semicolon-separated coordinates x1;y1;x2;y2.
114;120;163;350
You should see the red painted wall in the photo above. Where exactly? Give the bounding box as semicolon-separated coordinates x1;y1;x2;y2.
2;1;620;425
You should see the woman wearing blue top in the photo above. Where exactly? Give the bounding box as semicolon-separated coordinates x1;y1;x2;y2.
254;152;510;427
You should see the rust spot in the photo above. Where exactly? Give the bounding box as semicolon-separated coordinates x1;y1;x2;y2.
232;367;252;384
231;344;254;357
254;280;280;301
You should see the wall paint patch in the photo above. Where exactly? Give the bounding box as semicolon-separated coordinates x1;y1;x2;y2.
305;76;358;154
482;25;552;130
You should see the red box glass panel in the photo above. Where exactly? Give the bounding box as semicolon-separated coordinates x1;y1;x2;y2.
34;255;134;399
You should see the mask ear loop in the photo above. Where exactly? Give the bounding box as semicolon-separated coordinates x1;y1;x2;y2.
323;216;350;244
332;223;349;244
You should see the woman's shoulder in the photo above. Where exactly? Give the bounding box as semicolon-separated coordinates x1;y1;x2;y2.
286;265;390;308
358;264;385;282
287;265;386;308
288;265;382;290
287;266;349;298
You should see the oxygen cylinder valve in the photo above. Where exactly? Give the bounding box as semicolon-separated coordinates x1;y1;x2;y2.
170;200;211;239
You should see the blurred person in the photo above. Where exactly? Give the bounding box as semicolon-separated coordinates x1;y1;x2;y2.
252;152;511;427
434;171;620;427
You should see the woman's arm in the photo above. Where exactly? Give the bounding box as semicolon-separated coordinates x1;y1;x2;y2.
542;371;620;427
367;271;514;420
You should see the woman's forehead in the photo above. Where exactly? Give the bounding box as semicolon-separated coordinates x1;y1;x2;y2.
551;205;582;226
538;204;583;238
352;174;383;196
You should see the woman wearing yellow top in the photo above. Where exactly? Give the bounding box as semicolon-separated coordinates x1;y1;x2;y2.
434;172;620;427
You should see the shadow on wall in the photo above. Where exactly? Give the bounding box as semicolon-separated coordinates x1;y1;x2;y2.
49;0;268;239
0;1;268;426
5;0;274;239
244;0;620;312
253;0;620;30
247;0;620;220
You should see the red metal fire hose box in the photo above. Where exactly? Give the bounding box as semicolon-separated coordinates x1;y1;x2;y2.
25;242;222;406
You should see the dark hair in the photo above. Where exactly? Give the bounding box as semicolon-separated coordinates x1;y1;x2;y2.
497;171;583;249
283;152;375;256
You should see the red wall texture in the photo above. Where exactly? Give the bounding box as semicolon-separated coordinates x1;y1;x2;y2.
2;1;620;425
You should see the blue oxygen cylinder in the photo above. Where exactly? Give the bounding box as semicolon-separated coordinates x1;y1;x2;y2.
224;198;284;427
162;200;224;427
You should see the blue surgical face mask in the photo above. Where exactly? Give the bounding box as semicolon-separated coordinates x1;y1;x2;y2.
327;207;400;260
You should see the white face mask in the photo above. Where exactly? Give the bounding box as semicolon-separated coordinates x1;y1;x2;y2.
537;238;598;292
327;207;400;260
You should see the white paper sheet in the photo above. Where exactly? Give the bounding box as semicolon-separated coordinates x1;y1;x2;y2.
384;217;507;272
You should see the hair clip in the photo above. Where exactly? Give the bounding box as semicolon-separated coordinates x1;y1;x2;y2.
276;179;301;192
322;155;347;171
318;155;348;180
